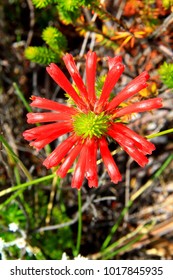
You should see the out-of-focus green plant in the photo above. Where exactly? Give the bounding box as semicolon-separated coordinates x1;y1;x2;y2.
162;0;173;9
25;46;60;64
42;26;67;52
25;27;67;65
32;0;57;8
32;0;95;23
25;0;96;65
158;62;173;89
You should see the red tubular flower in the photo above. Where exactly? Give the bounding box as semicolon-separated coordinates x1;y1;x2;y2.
99;137;122;184
57;142;83;178
113;97;162;118
29;96;77;114
95;62;125;112
26;112;73;123
23;51;163;189
105;71;150;111
43;134;78;169
23;122;73;150
46;63;87;112
71;145;87;189
86;51;97;106
110;123;155;154
85;138;98;188
63;54;89;105
108;128;149;167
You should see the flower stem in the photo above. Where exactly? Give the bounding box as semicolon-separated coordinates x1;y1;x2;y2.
0;174;55;198
146;128;173;139
75;189;82;256
13;82;32;113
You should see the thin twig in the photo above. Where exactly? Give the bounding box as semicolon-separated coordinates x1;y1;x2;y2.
124;158;133;222
148;12;173;39
26;0;35;47
35;195;95;233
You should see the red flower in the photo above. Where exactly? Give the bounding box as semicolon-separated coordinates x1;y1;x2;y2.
23;51;162;189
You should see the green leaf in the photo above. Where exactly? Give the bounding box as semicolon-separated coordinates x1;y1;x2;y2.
158;62;173;89
24;46;60;65
32;0;58;9
42;26;67;52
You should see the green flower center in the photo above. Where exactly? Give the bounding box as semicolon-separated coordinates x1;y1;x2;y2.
73;111;110;138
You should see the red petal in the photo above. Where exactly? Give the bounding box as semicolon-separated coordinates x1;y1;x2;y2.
71;145;87;189
63;54;89;105
27;112;73;123
85;138;98;188
106;71;150;111
23;122;72;141
30;96;76;114
113;97;163;118
46;63;87;111
96;62;125;112
107;56;122;70
57;142;83;178
30;126;72;150
29;137;54;150
86;51;97;105
110;123;155;154
99;137;122;184
108;129;149;167
43;134;78;169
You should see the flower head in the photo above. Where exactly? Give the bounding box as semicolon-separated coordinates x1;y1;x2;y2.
23;51;162;189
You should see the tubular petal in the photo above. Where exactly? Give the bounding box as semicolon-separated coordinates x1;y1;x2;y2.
122;144;149;167
106;71;150;111
114;97;163;118
63;54;89;104
29;126;72;150
30;136;56;150
88;178;98;188
108;129;149;167
57;142;83;178
27;112;73;123
96;62;125;112
23;122;72;141
30;96;77;114
43;134;78;169
46;63;87;111
107;56;122;70
86;51;97;105
99;137;122;184
110;123;155;154
85;138;98;188
71;145;87;189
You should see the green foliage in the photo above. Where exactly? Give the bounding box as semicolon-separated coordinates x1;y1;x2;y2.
32;0;95;24
0;182;74;259
162;0;173;9
57;0;94;11
32;0;58;9
32;0;94;10
57;5;80;24
25;26;67;65
56;0;94;24
31;207;74;259
24;46;60;65
42;26;67;52
158;62;173;89
96;75;106;98
27;0;96;65
0;203;26;235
